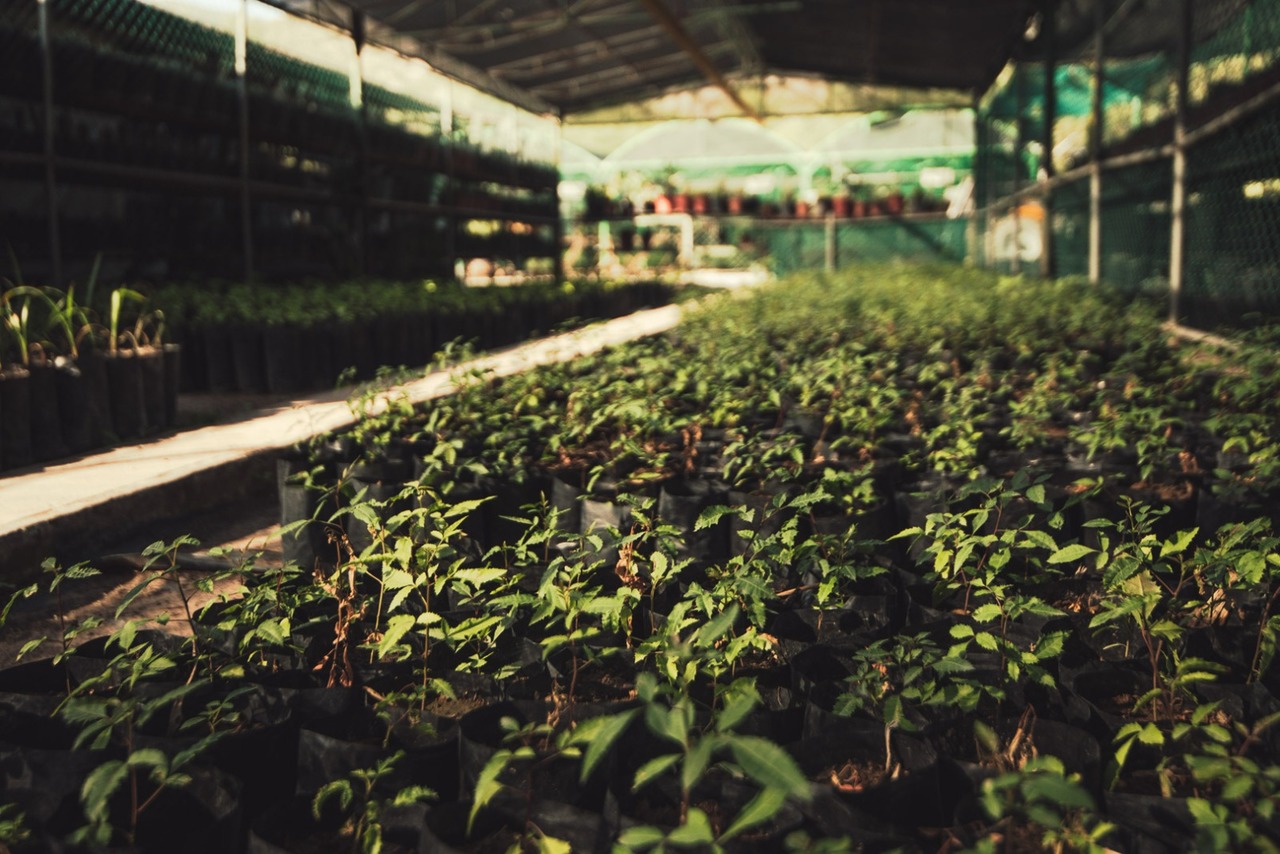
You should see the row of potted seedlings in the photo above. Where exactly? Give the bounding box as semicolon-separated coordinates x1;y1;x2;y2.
2;263;1279;851
153;278;673;396
0;281;180;473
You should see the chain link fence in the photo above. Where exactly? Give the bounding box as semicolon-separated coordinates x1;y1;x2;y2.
975;0;1280;331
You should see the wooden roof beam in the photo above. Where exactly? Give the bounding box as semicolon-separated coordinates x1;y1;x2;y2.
634;0;761;121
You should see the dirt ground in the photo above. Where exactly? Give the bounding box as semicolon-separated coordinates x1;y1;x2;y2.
0;493;283;665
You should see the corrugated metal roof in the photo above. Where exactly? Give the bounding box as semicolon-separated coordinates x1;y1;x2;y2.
339;0;1040;115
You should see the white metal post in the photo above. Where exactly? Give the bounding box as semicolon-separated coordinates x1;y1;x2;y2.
1168;0;1192;323
1088;2;1104;285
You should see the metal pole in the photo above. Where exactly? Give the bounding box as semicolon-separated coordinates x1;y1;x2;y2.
352;9;368;277
1168;0;1193;324
442;78;457;281
235;0;253;282
37;0;62;286
1088;0;1104;285
553;114;565;282
1040;0;1057;279
1012;61;1025;275
824;212;836;272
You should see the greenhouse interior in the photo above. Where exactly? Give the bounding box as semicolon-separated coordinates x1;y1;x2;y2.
2;0;1280;850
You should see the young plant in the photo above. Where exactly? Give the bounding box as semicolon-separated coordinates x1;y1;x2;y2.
969;756;1115;854
313;750;436;854
615;673;812;849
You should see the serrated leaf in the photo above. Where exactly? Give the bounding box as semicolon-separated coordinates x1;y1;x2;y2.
633;753;681;791
617;825;665;848
469;748;511;832
1159;528;1198;559
720;786;787;841
695;505;736;531
682;738;714;794
667;808;714;846
1048;543;1095;564
728;736;810;800
971;603;1003;623
575;709;638;783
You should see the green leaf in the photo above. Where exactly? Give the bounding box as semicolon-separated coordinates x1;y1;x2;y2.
695;505;738;531
126;748;169;771
720;787;786;841
971;603;1003;624
633;753;681;792
667;808;715;846
312;780;353;820
80;760;128;830
575;709;638;783
1159;528;1198;559
469;748;511;833
694;604;740;647
1048;543;1095;564
617;825;665;849
377;614;417;659
974;631;999;651
727;736;811;801
682;738;714;794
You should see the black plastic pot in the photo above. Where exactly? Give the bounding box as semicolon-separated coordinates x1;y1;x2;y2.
203;325;237;393
657;478;729;562
0;366;34;470
277;454;340;570
296;704;460;803
105;350;148;440
248;795;429;854
788;719;946;829
27;361;68;463
231;326;268;393
54;359;95;454
78;348;113;448
458;699;627;810
264;325;306;394
162;343;182;427
139;346;166;434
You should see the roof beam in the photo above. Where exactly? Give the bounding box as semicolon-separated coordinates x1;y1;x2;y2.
633;0;761;121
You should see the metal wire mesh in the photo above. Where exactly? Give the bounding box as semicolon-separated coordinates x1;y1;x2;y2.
976;0;1280;329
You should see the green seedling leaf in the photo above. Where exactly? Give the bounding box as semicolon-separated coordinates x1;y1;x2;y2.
1048;543;1095;564
720;786;787;842
469;748;511;833
633;753;681;792
728;736;810;800
575;709;638;783
617;825;665;849
667;808;715;846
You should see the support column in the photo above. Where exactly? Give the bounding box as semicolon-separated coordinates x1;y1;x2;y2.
824;213;836;272
1168;0;1193;323
1040;0;1057;279
235;0;253;282
553;115;565;281
1088;1;1104;285
37;0;62;286
351;9;368;277
1012;61;1026;275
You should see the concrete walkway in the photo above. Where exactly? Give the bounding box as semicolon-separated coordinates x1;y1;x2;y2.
0;305;684;579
